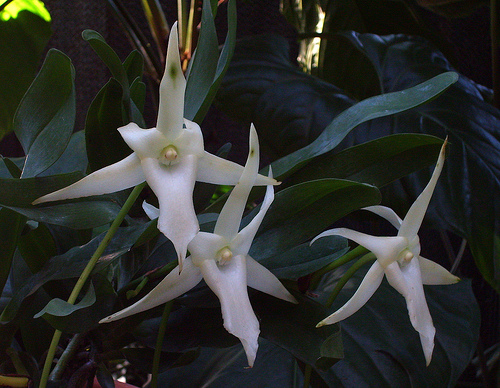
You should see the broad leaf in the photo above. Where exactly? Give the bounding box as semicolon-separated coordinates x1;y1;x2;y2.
0;0;51;140
13;49;75;178
312;263;479;386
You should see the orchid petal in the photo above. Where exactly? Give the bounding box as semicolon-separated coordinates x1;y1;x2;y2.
317;261;384;327
141;155;199;267
188;232;227;267
142;201;159;220
399;139;447;239
99;258;202;323
214;125;259;241
363;205;403;230
232;182;274;256
33;153;145;204
199;255;260;367
172;119;204;157
246;254;297;303
418;256;460;285
197;151;278;186
117;123;167;159
386;260;435;365
156;22;185;141
313;228;408;268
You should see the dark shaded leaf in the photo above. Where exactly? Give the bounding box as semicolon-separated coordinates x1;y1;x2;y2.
0;2;51;139
0;222;149;322
251;179;381;259
312;263;479;386
336;32;500;292
13;49;75;177
34;274;117;333
18;222;56;273
0;208;25;296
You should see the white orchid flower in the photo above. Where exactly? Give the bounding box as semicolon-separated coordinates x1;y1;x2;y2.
99;126;297;367
312;139;459;366
32;23;276;268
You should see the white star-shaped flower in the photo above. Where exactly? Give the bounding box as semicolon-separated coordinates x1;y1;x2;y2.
312;139;459;365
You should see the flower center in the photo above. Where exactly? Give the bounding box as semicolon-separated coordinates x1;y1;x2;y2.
398;249;414;266
216;247;233;265
160;145;179;165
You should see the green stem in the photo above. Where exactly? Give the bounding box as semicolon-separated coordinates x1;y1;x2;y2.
325;253;375;309
302;364;312;388
6;348;29;376
49;333;85;381
150;301;173;388
39;183;146;388
310;245;369;290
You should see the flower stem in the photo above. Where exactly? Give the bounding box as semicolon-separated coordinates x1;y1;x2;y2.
310;245;369;290
39;183;146;388
325;252;375;309
49;333;85;381
150;301;173;388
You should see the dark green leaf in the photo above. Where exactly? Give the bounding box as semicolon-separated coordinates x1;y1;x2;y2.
82;29;129;91
258;236;348;280
34;275;117;333
85;78;132;171
337;32;500;292
0;222;149;323
40;130;88;176
0;1;51;139
18;222;56;273
184;0;218;122
1;155;22;178
287;134;444;188
13;49;75;177
251;179;381;259
312;264;479;386
0;208;25;296
123;50;144;85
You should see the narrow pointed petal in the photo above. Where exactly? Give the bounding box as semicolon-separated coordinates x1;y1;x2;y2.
197;151;278;186
117;123;166;159
99;258;202;323
199;255;260;366
418;256;460;285
317;261;384;327
399;139;447;239
33;153;145;204
142;201;160;220
363;205;402;230
141;155;199;267
246;254;297;303
214;125;260;241
312;228;408;268
386;260;436;365
232;182;274;256
157;21;185;140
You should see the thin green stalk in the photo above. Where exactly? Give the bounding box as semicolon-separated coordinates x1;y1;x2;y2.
325;253;375;309
39;183;146;388
49;333;85;380
150;301;173;388
302;364;312;388
310;245;369;290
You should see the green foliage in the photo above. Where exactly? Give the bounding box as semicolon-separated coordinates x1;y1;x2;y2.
0;0;51;140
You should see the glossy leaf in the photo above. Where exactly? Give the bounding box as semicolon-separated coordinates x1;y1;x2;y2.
13;49;75;178
34;275;117;333
335;32;500;292
184;0;236;123
287;134;444;187
0;208;25;296
312;264;479;386
17;222;56;273
0;222;150;323
0;0;51;140
251;179;381;259
85;78;132;171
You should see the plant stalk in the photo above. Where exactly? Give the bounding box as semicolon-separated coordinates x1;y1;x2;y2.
39;183;146;388
150;301;173;388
